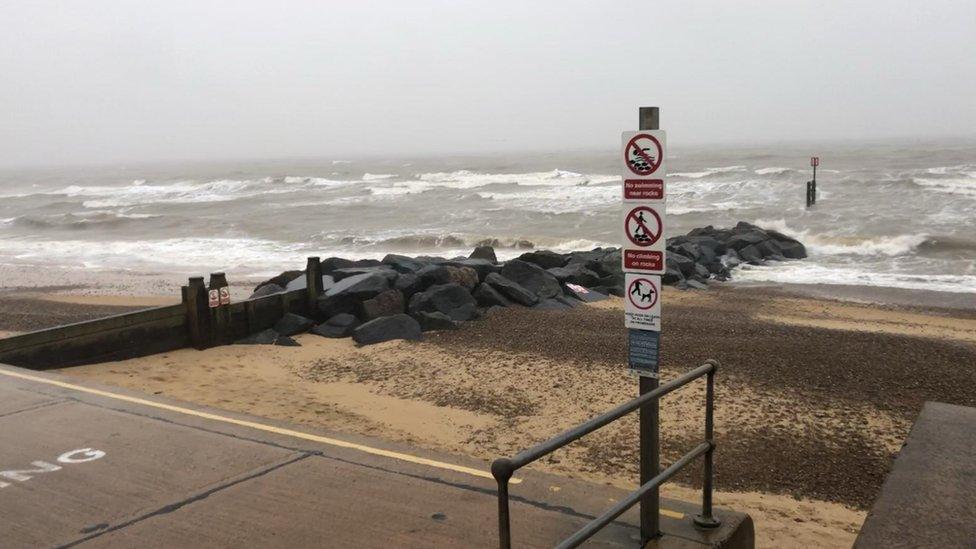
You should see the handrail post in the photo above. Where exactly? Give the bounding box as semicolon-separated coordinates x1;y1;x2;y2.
694;361;721;529
491;458;514;549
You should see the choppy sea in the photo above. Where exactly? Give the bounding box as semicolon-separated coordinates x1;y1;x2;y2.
1;139;974;294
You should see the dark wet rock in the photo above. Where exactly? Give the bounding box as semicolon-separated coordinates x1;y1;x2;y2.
469;245;498;263
254;270;303;294
352;314;422;345
445;265;479;290
547;263;601;287
274;335;301;346
474;282;512;307
727;230;769;251
738;244;764;265
413;311;459;331
320;257;356;274
394;273;424;299
273;313;315;337
440;258;499;282
408;283;479;321
500;259;562;299
285;276;307;292
517;250;568;269
359;289;405;321
596;249;623;277
693;262;711;280
669;253;696;277
249;283;285;300
310;313;360;338
235;328;279;345
331;266;399;282
317;273;390;318
416;264;452;287
484;272;539;306
382;254;426;273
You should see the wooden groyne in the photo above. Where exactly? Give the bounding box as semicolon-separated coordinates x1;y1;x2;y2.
0;258;324;370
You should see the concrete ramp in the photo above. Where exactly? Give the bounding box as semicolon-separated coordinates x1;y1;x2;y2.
855;401;976;548
0;365;751;548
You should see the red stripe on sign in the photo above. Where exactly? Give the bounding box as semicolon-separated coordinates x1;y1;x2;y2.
624;250;663;271
624;180;664;200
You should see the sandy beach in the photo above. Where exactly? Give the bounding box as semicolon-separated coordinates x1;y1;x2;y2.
3;281;967;548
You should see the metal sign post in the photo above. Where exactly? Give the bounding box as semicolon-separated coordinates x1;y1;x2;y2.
622;106;666;543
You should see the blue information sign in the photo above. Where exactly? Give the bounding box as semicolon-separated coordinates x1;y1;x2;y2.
628;328;660;378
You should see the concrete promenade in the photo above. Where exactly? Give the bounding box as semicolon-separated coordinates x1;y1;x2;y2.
0;364;750;548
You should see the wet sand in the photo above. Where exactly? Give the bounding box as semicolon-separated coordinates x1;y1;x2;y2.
29;283;975;548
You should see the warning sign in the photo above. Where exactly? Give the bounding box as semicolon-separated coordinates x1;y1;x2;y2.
622;132;666;176
621;204;665;274
624;274;661;331
623;179;665;201
219;286;231;306
208;289;220;308
624;206;663;247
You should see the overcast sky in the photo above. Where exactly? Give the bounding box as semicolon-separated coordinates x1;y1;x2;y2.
2;1;974;166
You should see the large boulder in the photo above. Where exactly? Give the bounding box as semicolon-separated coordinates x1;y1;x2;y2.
331;266;399;282
767;231;807;259
727;230;769;251
394;273;424;299
663;256;686;284
236;328;299;346
249;283;285;300
317;273;390;318
517;250;568;269
469;246;498;263
669;253;696;277
359;289;405;321
352;314;422;345
500;259;562;299
445;265;479;290
473;282;512;307
253;270;303;294
484;272;539;306
310;313;360;338
382;254;426;273
440;259;499;282
413;311;459;331
546;263;601;287
408;283;479;321
416;264;452;287
273;313;316;336
738;244;764;265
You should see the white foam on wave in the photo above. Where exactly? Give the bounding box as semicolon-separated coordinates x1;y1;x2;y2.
362;173;397;181
754;167;791;175
0;236;310;273
671;166;747;179
734;261;976;294
667;201;743;216
476;184;619;214
913;177;976;197
751;218;928;257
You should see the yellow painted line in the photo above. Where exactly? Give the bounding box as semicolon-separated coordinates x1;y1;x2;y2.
662;509;684;519
0;367;518;484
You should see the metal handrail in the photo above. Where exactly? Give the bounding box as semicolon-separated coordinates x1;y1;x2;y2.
490;359;719;548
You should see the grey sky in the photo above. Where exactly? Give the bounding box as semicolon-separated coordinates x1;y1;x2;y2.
2;1;974;166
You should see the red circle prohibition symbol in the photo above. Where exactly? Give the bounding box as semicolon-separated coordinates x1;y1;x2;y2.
625;206;663;247
627;278;658;310
624;134;663;176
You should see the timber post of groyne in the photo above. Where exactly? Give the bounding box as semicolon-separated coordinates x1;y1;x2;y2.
208;272;230;345
306;256;323;314
186;276;212;350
